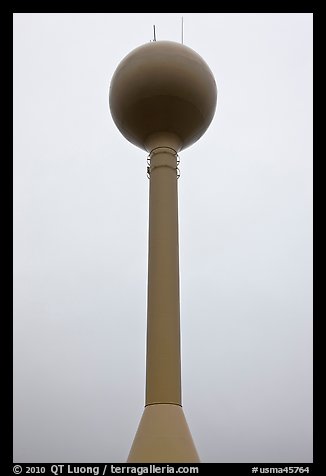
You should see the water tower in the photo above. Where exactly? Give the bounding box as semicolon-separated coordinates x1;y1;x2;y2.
109;40;217;462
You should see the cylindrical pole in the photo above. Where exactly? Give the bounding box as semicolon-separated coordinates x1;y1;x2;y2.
127;146;199;462
145;147;181;406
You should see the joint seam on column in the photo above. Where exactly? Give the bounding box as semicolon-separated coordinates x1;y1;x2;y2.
149;146;178;157
151;163;178;172
145;402;182;407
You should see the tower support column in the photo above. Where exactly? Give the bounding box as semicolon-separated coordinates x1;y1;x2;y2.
146;147;181;406
127;146;199;462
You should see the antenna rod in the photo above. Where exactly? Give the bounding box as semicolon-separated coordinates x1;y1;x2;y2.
181;17;184;44
153;25;156;42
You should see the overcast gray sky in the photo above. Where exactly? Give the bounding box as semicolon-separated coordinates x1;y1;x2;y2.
13;13;313;463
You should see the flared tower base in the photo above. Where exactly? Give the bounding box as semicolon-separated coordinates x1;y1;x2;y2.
127;404;200;463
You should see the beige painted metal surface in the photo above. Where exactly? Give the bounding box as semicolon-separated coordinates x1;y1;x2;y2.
127;404;200;463
109;41;217;152
146;147;181;406
109;40;217;462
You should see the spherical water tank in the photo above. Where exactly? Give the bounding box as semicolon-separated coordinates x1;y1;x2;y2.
109;41;217;152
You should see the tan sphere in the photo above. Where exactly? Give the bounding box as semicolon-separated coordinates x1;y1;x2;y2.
109;41;217;152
